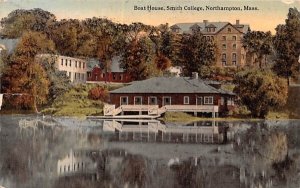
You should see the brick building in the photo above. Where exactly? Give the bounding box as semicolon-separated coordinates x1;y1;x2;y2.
170;20;250;67
87;57;132;83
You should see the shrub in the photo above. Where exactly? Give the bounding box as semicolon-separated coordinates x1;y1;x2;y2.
88;86;109;101
234;70;288;118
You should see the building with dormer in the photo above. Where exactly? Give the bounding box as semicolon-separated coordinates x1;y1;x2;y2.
170;20;250;67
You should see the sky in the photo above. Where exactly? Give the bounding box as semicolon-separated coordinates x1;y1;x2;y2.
0;0;300;32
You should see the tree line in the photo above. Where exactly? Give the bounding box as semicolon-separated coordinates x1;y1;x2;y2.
0;8;299;118
0;8;216;111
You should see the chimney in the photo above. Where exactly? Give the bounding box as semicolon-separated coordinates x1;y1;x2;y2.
203;20;208;27
236;19;240;25
192;72;199;79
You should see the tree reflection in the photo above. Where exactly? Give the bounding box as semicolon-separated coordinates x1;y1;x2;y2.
121;154;147;188
235;122;298;187
171;160;202;188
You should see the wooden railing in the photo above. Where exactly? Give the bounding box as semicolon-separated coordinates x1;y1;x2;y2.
164;105;219;112
103;104;219;116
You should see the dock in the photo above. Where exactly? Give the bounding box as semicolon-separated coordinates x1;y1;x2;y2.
87;115;160;120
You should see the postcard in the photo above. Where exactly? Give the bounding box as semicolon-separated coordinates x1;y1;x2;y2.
0;0;300;188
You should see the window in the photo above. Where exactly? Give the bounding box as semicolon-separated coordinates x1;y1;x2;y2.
227;98;235;105
69;60;72;67
68;72;71;78
227;98;232;105
102;73;105;78
196;97;203;105
222;53;227;60
61;59;63;66
134;96;142;105
65;59;68;66
163;97;171;105
83;63;85;69
222;44;226;49
87;72;91;78
75;61;77;68
149;97;157;105
232;61;237;66
120;97;128;105
82;74;85;81
113;73;116;80
204;96;214;105
228;28;231;32
184;96;189;104
222;53;227;66
233;44;237;50
79;62;81;68
119;74;123;80
222;36;226;41
232;53;237;61
232;36;237;40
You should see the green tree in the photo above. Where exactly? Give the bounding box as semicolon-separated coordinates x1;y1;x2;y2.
46;19;84;57
0;50;8;75
149;26;172;72
83;18;126;82
158;24;181;66
0;8;56;38
37;55;71;101
234;70;288;118
1;31;55;112
121;37;153;80
120;23;154;80
273;8;300;85
242;31;273;68
179;32;216;77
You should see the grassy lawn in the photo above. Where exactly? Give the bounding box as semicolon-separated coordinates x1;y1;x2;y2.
266;110;290;120
42;84;105;117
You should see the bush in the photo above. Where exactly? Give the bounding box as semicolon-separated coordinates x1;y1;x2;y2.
88;86;109;101
234;70;288;118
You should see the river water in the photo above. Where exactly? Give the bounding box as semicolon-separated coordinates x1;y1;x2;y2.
0;115;299;188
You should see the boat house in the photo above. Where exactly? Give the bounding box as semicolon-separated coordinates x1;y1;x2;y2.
104;74;235;118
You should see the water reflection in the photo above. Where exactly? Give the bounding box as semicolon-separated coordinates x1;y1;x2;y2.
103;120;233;144
0;116;299;188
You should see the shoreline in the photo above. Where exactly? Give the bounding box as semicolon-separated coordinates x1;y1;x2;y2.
1;111;299;122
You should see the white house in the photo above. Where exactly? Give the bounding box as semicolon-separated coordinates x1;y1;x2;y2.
37;54;88;83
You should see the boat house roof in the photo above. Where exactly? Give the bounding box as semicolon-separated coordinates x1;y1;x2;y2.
110;77;234;95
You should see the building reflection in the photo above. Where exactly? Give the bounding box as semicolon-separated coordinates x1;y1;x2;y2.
57;149;97;177
103;120;233;144
55;147;278;188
